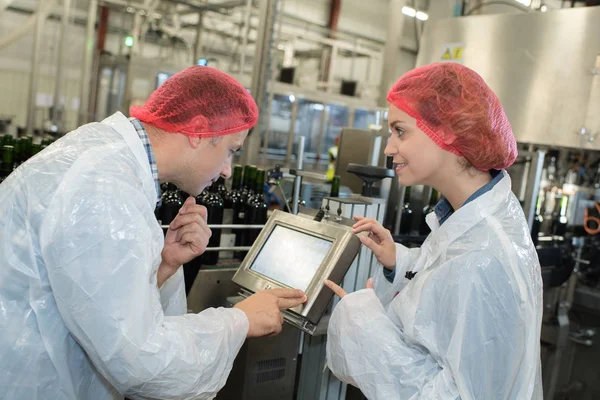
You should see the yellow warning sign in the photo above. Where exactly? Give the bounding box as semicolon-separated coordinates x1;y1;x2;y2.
440;43;465;64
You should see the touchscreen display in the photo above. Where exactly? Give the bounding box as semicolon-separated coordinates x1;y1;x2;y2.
250;225;333;291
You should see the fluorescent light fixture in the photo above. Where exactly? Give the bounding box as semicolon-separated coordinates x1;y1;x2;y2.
402;6;428;21
401;6;417;17
515;0;532;6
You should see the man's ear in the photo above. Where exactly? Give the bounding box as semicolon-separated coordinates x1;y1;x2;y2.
188;135;202;149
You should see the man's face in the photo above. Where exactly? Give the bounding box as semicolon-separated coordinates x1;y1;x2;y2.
178;130;248;196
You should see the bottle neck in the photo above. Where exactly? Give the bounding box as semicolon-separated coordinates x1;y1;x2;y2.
428;189;438;207
232;169;242;190
243;166;256;189
330;176;340;197
254;171;265;194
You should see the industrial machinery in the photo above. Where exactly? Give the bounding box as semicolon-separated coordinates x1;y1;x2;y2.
233;209;362;335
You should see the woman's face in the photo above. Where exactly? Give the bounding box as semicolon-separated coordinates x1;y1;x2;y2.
384;104;455;187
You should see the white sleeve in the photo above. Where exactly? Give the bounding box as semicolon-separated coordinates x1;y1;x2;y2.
160;268;188;316
326;290;459;400
372;243;421;307
327;252;536;400
40;172;248;400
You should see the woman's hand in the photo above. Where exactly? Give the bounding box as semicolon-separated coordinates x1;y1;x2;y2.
324;278;374;299
352;216;396;269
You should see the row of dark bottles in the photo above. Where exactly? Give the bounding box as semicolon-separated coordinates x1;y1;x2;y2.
0;135;55;184
156;165;268;265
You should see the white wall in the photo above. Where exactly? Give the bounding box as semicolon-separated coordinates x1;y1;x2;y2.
0;4;192;131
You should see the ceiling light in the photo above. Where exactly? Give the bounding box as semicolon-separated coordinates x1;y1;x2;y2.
401;6;417;17
540;5;548;12
402;6;428;21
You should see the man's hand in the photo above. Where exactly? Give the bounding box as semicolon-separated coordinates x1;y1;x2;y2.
234;289;308;337
158;197;211;287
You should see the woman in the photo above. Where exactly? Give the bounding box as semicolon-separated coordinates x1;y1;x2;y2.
324;62;543;399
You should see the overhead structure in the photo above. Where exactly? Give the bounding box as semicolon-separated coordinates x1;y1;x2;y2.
415;6;600;150
241;0;279;166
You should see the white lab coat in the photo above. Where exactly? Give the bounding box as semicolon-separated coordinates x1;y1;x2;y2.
326;171;543;399
0;112;248;400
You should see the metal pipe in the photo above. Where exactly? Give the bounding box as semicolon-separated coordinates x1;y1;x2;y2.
26;1;47;136
88;6;109;123
292;135;306;215
316;106;328;159
238;0;252;75
285;99;299;166
52;0;71;130
78;0;97;126
524;151;546;229
347;106;355;128
260;0;285;159
241;0;278;166
393;185;407;236
193;12;204;63
167;0;246;12
370;136;382;166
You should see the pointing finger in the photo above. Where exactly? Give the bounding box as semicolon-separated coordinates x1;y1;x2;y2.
324;280;347;298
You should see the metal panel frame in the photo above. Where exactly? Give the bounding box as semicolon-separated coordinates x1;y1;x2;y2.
232;210;361;326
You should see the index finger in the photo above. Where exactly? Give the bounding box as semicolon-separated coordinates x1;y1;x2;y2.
352;221;388;238
278;297;307;310
267;288;306;299
352;217;377;228
324;280;347;298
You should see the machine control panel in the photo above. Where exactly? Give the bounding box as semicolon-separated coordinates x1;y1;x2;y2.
232;210;361;335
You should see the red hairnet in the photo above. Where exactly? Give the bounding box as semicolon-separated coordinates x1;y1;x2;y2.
130;66;258;138
386;62;517;171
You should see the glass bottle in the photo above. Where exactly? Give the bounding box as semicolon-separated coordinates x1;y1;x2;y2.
245;169;268;246
330;175;340;197
202;182;224;265
0;145;15;183
159;183;183;225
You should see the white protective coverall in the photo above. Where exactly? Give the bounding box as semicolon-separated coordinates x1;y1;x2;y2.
326;171;543;399
0;112;249;400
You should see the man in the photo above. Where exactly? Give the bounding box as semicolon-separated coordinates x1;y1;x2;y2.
0;66;306;399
